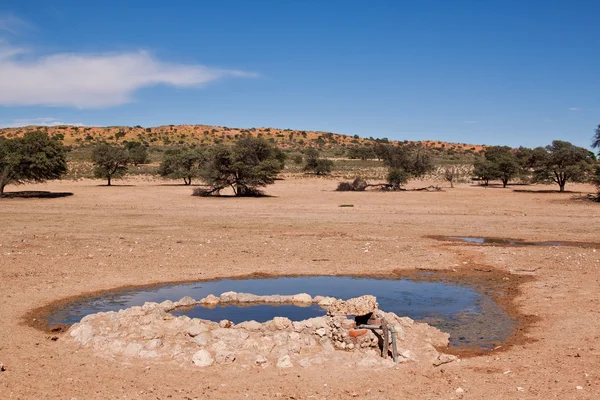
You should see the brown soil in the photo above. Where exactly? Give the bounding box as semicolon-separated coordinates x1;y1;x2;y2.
1;178;599;399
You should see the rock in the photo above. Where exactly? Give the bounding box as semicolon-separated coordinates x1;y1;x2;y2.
291;293;312;304
192;333;210;346
211;328;249;342
276;354;293;368
235;320;263;331
219;319;233;328
433;353;456;366
315;327;327;337
237;293;260;303
145;339;162;350
139;350;158;359
199;294;219;306
215;351;236;364
159;300;176;311
327;295;378;316
0;362;5;372
187;324;209;337
219;291;238;303
255;355;268;366
456;388;464;394
177;296;196;307
123;342;144;358
192;349;214;367
261;295;282;303
69;324;94;345
267;317;292;331
317;297;336;307
298;358;311;368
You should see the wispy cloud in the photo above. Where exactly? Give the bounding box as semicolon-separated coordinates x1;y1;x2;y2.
568;107;579;111
0;41;258;108
0;117;85;128
0;13;33;35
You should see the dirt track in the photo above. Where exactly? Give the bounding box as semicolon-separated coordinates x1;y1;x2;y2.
1;178;599;399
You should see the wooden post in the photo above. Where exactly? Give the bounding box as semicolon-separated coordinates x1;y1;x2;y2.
382;321;389;359
389;326;398;363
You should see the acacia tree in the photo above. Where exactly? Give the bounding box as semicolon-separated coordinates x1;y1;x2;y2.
124;141;148;166
592;125;600;199
482;146;520;187
0;131;68;195
532;140;596;192
159;147;205;185
303;147;334;175
381;144;434;188
92;144;130;186
197;137;285;196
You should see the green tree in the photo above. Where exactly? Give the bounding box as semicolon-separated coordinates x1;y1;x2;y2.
124;141;148;166
473;160;495;186
303;148;333;175
532;140;596;192
159;147;204;185
0;131;68;195
199;137;285;196
382;144;434;188
92;144;130;186
592;125;600;199
483;146;520;187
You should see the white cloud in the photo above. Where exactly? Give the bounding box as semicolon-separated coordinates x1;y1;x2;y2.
0;13;33;35
0;42;257;108
568;107;579;111
0;117;85;128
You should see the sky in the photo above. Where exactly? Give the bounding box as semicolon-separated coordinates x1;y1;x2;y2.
0;0;598;149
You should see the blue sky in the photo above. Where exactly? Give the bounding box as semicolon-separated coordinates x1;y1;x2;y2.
0;0;598;149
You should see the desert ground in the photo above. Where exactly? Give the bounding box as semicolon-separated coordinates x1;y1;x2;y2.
1;177;599;399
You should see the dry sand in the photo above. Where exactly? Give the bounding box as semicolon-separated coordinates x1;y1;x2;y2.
1;178;599;399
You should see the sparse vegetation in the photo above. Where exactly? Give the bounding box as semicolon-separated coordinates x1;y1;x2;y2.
303;148;334;175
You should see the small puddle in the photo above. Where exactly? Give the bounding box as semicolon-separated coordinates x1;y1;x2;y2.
433;236;600;248
44;276;514;350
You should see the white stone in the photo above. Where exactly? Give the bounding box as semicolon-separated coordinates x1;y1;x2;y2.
276;354;293;368
215;351;236;364
187;324;208;337
219;291;238;302
291;293;312;304
235;320;263;331
192;333;210;346
177;296;196;306
315;328;327;337
255;355;268;366
199;294;219;306
69;324;94;345
192;350;214;367
145;339;162;350
267;317;292;330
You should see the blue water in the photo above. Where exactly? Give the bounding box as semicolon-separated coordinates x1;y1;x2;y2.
45;276;513;348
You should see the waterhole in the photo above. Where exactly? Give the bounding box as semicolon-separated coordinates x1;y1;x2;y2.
44;276;515;349
434;236;600;248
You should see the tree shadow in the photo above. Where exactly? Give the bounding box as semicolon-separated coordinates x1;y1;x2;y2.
154;183;206;187
0;191;74;199
95;184;135;187
196;194;278;199
512;189;578;194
